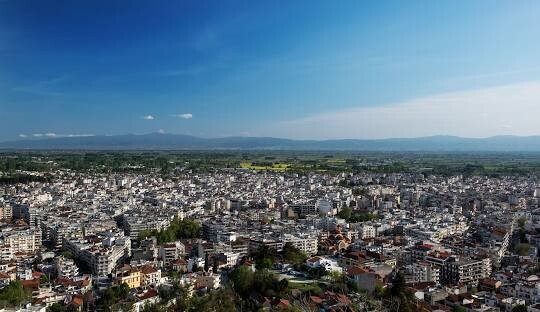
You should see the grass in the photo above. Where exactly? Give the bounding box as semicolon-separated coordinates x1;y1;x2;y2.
288;282;323;294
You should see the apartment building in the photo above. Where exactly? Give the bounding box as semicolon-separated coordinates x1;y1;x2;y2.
55;256;79;279
159;241;186;266
443;256;492;285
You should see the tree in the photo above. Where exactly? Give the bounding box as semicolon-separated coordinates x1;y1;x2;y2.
229;266;254;297
47;303;78;312
253;269;274;294
146;218;202;244
337;207;352;220
40;274;50;285
515;243;531;256
158;283;183;302
252;245;277;269
96;283;132;311
252;245;277;262
512;304;527;312
204;253;210;272
282;243;308;265
386;272;415;312
137;229;154;241
276;305;305;312
0;280;29;307
253;269;284;297
307;265;327;279
47;303;68;312
519;228;528;243
60;250;74;259
198;287;236;312
352;187;368;196
328;271;345;284
140;303;167;312
453;306;467;312
255;257;273;270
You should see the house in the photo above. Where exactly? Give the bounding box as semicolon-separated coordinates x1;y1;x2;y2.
345;266;378;293
338;251;375;268
114;265;141;289
195;272;220;290
306;256;342;273
478;278;502;291
140;264;161;287
171;258;188;273
133;289;160;312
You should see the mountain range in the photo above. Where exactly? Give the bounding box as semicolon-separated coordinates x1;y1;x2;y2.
1;133;539;151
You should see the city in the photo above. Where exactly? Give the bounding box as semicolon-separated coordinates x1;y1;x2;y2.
2;1;540;311
0;152;538;311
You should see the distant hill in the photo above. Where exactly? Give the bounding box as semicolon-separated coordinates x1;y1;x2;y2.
1;133;540;151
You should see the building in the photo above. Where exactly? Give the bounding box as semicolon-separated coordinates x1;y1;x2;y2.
0;203;13;221
159;241;186;266
0;225;42;259
282;234;318;255
55;256;79;279
65;231;131;277
443;256;491;285
140;264;161;287
115;265;141;289
411;261;440;284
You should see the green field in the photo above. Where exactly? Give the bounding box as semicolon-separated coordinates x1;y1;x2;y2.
2;150;540;178
239;162;291;171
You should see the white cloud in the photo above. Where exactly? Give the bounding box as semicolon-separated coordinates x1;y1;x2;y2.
171;113;193;119
158;129;165;134
143;115;155;120
27;133;94;139
65;134;95;137
264;81;540;139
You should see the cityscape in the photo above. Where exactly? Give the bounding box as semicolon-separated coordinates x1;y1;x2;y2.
2;1;540;312
0;152;538;311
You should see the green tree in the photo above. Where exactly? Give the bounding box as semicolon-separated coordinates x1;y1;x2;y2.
255;257;273;270
512;304;527;312
337;207;352;220
140;303;167;312
252;245;277;262
0;281;29;307
386;272;415;312
137;229;154;241
230;266;254;297
204;253;210;272
515;243;531;256
157;283;182;302
253;269;274;294
198;287;236;312
47;303;78;312
59;250;74;259
352;187;368;196
96;283;132;311
47;303;68;312
40;274;50;285
147;218;202;244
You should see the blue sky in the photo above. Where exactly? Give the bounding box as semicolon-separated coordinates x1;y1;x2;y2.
1;0;540;141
